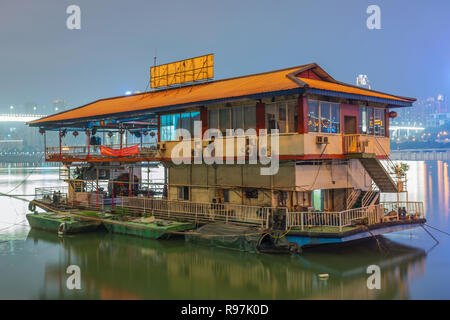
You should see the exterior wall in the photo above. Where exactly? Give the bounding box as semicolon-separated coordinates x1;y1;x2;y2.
167;162;296;206
295;159;372;191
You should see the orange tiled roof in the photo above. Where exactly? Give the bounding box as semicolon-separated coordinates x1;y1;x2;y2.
29;64;414;125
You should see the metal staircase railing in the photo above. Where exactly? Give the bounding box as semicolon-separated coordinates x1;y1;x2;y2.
346;189;361;209
374;137;407;193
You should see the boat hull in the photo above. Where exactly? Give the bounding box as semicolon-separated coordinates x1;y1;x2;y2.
26;213;102;234
103;220;195;240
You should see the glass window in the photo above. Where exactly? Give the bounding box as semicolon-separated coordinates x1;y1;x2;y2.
320;102;331;133
359;106;367;134
208;109;219;129
219;108;231;134
287;101;298;133
367;107;374;135
307;100;319;132
190;111;200;135
266;104;278;131
160;114;180;141
265;101;298;133
244;106;256;130
374;108;385;136
180;112;191;133
331;103;340;133
177;186;189;200
232;106;243;130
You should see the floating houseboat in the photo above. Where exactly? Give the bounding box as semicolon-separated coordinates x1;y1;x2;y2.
27;61;425;252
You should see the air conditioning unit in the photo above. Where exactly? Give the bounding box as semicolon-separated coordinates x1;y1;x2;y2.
157;142;166;151
316;136;329;144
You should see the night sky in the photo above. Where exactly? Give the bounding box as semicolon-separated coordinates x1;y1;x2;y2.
1;0;449;111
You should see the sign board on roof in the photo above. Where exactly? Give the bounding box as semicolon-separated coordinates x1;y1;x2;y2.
150;54;214;88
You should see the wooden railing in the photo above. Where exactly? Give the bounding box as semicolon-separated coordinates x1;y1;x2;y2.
118;196;272;228
343;134;364;154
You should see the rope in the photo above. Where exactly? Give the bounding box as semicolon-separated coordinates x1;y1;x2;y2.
421;225;440;245
424;224;450;237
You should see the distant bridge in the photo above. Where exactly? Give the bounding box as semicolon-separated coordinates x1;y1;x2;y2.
390;148;450;161
389;125;425;137
0;114;47;123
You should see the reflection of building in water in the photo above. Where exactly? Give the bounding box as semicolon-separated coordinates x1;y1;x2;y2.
29;230;426;300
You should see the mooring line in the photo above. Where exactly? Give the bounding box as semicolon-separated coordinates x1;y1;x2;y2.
424;224;450;237
421;225;440;246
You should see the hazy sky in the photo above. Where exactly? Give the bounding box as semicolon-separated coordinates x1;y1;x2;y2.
1;0;449;111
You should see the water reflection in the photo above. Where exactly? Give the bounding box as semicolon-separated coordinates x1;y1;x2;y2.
0;162;449;299
20;229;426;300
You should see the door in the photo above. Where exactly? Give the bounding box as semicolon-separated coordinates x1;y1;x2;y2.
344;116;357;134
344;116;358;153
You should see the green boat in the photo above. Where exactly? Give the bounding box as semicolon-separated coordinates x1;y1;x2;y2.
103;217;195;240
26;212;102;234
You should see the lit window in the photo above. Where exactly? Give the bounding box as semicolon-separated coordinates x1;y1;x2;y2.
367;107;374;135
374;108;385;136
320;102;331;133
307;100;319;132
359;107;367;134
308;100;340;133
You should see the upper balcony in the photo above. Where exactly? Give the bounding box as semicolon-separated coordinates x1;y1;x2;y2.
44;133;390;163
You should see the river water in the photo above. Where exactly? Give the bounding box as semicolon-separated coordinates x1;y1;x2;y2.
0;161;449;299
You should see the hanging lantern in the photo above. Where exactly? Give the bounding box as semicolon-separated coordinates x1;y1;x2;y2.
73;131;79;137
388;111;398;118
150;132;155;137
143;131;148;136
60;129;67;137
39;128;45;135
108;131;114;137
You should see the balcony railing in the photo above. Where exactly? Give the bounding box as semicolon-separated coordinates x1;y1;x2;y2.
45;143;158;161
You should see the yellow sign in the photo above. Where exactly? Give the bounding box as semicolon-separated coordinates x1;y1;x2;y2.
151;54;214;88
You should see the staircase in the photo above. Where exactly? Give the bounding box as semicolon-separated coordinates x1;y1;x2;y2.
358;157;398;193
346;189;361;209
59;165;69;181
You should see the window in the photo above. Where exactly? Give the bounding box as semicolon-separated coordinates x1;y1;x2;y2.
219;108;231;134
177;186;189;200
320;102;331;133
160;112;200;141
243;106;256;130
359;106;386;136
208;106;256;134
308;100;340;133
307;100;319;132
374;108;385;136
331;103;340;133
265;100;298;133
160;114;180;141
367;107;374;135
359;106;367;134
